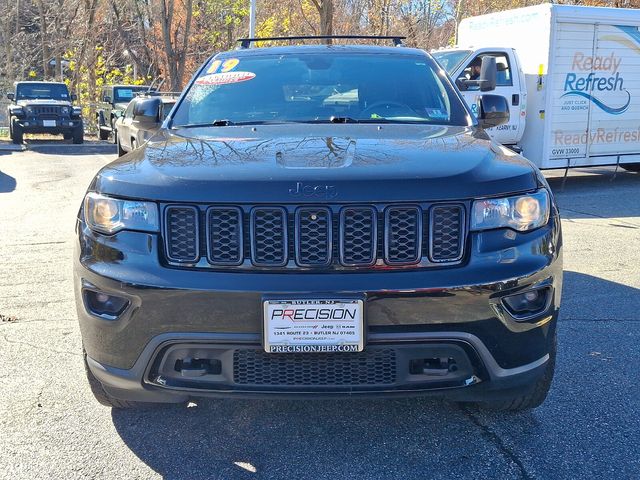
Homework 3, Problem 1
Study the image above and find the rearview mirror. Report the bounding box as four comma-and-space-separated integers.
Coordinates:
133, 97, 162, 124
7, 93, 14, 101
478, 94, 509, 129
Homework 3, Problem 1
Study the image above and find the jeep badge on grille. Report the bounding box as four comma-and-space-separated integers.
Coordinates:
288, 182, 338, 199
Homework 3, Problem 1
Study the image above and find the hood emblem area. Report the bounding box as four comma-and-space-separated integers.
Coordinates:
289, 182, 338, 199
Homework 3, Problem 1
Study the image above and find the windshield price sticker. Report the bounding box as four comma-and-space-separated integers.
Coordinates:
195, 71, 256, 86
264, 299, 364, 353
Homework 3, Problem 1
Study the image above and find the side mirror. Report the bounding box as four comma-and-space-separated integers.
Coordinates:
478, 94, 509, 129
478, 56, 497, 92
133, 97, 162, 124
7, 93, 14, 101
71, 94, 78, 102
103, 96, 111, 103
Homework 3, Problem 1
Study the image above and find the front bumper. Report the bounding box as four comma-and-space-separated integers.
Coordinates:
15, 118, 81, 134
75, 213, 562, 402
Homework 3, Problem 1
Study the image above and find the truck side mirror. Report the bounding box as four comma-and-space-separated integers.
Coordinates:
478, 56, 497, 92
7, 93, 14, 101
71, 94, 78, 102
478, 94, 509, 129
103, 96, 111, 103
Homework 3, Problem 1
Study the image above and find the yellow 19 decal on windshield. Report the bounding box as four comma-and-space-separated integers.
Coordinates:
206, 58, 240, 74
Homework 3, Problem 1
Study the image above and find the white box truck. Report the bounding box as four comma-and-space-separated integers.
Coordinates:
432, 4, 640, 171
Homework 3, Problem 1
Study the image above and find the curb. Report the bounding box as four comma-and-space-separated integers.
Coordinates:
0, 143, 26, 152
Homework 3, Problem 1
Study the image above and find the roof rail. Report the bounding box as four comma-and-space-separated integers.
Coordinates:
237, 35, 406, 49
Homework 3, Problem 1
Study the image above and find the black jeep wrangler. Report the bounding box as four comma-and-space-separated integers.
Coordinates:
96, 85, 153, 141
7, 81, 83, 144
75, 37, 562, 411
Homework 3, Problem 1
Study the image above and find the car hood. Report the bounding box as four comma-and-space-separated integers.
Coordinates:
92, 124, 539, 203
16, 99, 72, 107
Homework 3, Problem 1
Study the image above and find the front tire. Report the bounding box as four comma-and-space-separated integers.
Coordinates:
83, 351, 142, 409
479, 335, 556, 412
10, 118, 23, 144
72, 125, 84, 144
98, 112, 110, 140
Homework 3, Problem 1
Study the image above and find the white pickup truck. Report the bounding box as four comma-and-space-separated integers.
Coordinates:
432, 3, 640, 171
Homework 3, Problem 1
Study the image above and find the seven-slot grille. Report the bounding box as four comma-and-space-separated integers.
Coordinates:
163, 204, 465, 269
31, 105, 63, 116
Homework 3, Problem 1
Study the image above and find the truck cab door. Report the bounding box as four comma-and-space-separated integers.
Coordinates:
456, 51, 523, 145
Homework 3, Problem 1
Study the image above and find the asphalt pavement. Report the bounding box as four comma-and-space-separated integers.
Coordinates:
0, 142, 638, 479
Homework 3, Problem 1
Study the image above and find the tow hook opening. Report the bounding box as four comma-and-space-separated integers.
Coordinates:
409, 357, 458, 376
175, 358, 222, 377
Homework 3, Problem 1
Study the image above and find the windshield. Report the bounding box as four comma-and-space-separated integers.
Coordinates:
16, 83, 70, 101
114, 86, 151, 103
432, 50, 472, 76
172, 53, 469, 127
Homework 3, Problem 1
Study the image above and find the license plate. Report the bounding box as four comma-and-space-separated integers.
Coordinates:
263, 299, 364, 353
43, 120, 56, 127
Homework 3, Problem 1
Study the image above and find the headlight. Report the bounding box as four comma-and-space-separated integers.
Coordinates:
471, 190, 550, 232
61, 106, 70, 115
25, 106, 33, 115
9, 106, 24, 116
83, 192, 159, 234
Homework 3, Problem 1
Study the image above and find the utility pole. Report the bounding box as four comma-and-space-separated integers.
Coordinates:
249, 0, 256, 39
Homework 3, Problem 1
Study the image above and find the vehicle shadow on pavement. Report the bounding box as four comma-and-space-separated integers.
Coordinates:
560, 270, 640, 321
23, 139, 117, 156
0, 170, 17, 193
111, 396, 508, 479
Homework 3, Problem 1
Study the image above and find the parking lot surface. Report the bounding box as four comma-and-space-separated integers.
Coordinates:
0, 143, 639, 479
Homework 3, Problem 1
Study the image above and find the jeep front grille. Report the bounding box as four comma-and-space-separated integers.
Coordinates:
31, 106, 63, 116
162, 203, 466, 270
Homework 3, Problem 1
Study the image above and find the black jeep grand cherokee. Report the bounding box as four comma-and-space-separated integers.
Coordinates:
75, 38, 562, 411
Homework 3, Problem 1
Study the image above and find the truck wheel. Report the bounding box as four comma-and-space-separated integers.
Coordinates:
83, 350, 143, 409
99, 128, 110, 141
10, 120, 23, 144
478, 335, 556, 412
621, 163, 640, 172
97, 112, 110, 140
72, 125, 84, 144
